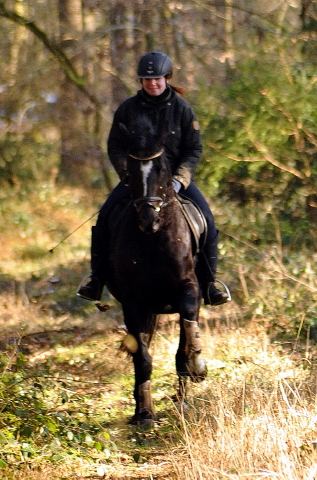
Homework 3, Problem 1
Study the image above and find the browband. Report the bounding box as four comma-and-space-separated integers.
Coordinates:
128, 149, 164, 161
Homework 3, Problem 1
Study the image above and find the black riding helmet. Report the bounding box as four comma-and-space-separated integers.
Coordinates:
137, 51, 173, 79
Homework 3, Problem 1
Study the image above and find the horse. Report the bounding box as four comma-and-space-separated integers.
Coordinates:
104, 116, 207, 427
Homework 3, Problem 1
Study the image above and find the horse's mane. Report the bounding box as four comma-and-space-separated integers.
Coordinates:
121, 115, 165, 160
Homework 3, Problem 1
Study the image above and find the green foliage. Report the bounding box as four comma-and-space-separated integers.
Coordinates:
0, 129, 59, 186
246, 250, 317, 336
0, 346, 120, 467
196, 38, 317, 233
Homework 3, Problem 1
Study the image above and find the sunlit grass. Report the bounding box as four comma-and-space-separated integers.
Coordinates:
2, 303, 317, 479
0, 183, 103, 278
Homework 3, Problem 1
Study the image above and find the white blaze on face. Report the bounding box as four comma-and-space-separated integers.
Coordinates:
140, 161, 153, 196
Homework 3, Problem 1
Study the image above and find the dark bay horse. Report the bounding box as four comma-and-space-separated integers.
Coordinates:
105, 116, 207, 426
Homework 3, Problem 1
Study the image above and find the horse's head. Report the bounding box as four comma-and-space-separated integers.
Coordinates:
120, 117, 173, 234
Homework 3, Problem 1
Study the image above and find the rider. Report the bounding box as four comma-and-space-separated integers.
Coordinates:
78, 51, 228, 306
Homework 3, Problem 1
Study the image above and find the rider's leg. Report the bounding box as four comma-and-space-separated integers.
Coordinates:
200, 230, 229, 305
181, 182, 228, 306
77, 182, 130, 301
77, 223, 106, 301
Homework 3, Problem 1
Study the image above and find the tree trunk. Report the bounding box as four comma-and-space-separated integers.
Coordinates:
109, 1, 130, 110
57, 0, 90, 185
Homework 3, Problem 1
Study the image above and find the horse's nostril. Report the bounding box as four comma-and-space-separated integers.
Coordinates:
152, 219, 160, 232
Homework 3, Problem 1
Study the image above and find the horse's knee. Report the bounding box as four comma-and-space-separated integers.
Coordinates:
178, 282, 200, 320
133, 350, 152, 377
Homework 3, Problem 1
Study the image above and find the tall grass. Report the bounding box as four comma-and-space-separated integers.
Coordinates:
169, 327, 317, 479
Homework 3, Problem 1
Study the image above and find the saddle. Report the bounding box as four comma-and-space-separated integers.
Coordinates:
176, 194, 207, 254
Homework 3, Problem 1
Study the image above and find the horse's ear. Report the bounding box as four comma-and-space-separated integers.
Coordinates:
119, 123, 129, 136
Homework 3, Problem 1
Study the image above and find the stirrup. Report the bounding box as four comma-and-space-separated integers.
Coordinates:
77, 274, 91, 292
77, 275, 104, 303
203, 280, 231, 306
215, 279, 231, 302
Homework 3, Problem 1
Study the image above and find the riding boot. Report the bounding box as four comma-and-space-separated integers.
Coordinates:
77, 225, 106, 301
198, 232, 229, 306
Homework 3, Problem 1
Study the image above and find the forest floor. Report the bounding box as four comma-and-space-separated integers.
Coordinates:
1, 183, 317, 479
1, 295, 317, 480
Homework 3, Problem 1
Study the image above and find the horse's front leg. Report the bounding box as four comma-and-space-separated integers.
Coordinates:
175, 281, 207, 401
132, 331, 156, 427
176, 317, 207, 392
123, 308, 156, 427
183, 318, 207, 381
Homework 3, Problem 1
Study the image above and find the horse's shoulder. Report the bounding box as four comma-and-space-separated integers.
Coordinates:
108, 197, 133, 233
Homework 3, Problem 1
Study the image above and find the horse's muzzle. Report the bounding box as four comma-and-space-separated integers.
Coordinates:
135, 197, 163, 233
139, 215, 161, 234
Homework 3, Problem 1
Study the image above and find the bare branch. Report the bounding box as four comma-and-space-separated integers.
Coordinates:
245, 124, 306, 180
208, 135, 306, 180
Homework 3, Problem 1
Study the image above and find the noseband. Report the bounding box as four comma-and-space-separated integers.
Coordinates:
134, 196, 166, 212
128, 150, 169, 213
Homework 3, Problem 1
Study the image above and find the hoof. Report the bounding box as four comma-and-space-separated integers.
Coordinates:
128, 411, 155, 429
96, 302, 111, 312
173, 399, 190, 416
186, 353, 207, 383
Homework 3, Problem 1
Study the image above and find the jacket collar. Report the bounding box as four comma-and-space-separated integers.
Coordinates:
138, 86, 174, 104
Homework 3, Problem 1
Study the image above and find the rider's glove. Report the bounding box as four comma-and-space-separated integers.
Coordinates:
172, 179, 182, 193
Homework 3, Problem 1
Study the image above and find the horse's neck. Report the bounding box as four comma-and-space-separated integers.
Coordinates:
162, 195, 187, 231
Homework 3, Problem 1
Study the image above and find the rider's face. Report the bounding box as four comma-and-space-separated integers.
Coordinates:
142, 77, 167, 96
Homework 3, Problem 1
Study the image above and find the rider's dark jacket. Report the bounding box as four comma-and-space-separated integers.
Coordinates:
107, 86, 202, 189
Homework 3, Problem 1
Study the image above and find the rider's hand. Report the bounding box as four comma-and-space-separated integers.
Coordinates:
172, 179, 182, 193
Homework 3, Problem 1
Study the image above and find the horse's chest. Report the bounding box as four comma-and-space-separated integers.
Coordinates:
112, 230, 187, 286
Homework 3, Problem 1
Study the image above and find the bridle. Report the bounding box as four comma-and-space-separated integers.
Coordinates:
134, 196, 166, 212
128, 149, 172, 213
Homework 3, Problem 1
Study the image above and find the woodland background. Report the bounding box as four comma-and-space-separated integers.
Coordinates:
1, 0, 317, 232
1, 1, 317, 479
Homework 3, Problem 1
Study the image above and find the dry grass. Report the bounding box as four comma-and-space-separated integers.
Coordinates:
170, 330, 317, 480
1, 297, 317, 479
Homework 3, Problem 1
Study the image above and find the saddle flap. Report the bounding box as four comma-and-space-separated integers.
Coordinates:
176, 195, 207, 253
